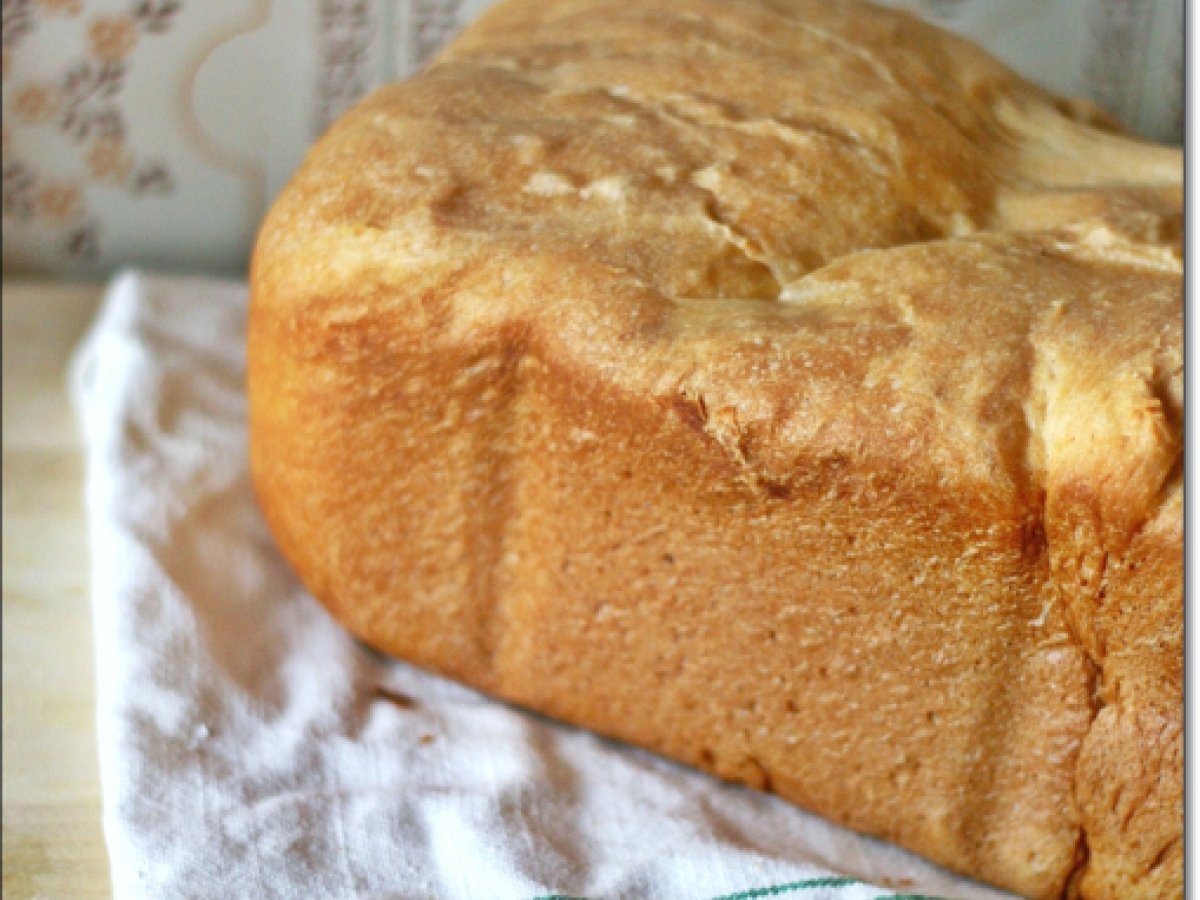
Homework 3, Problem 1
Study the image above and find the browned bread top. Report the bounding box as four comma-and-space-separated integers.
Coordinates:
256, 0, 1179, 507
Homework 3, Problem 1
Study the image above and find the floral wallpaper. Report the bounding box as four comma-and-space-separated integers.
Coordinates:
1082, 0, 1180, 140
412, 0, 463, 66
2, 0, 178, 262
313, 0, 376, 138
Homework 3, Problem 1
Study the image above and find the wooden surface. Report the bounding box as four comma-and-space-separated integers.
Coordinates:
3, 281, 112, 899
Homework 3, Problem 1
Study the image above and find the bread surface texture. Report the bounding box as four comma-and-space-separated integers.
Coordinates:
247, 2, 1182, 898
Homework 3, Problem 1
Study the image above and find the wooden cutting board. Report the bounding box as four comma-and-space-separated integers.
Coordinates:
3, 281, 111, 899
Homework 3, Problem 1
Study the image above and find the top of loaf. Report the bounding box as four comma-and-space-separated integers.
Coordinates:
253, 0, 1181, 531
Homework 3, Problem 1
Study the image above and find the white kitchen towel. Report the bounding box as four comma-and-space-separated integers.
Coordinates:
71, 271, 1017, 900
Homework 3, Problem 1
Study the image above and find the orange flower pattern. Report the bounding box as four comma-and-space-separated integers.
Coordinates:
87, 136, 134, 184
88, 15, 138, 62
36, 0, 83, 16
34, 182, 84, 224
11, 83, 60, 124
2, 0, 181, 261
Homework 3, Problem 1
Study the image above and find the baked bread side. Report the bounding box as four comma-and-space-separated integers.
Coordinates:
248, 1, 1182, 897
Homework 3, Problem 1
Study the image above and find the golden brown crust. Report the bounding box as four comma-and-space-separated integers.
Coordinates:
247, 2, 1182, 897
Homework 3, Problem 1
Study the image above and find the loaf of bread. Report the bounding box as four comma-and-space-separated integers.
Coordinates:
247, 2, 1182, 897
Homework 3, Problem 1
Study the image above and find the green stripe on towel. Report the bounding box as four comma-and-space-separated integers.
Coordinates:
709, 877, 862, 899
